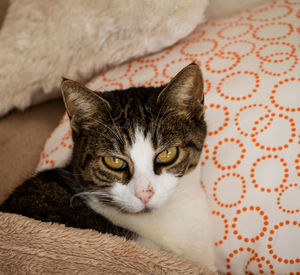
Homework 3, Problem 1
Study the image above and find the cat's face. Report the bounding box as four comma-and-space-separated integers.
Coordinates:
62, 64, 206, 213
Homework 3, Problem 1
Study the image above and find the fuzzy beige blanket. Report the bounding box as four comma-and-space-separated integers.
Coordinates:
0, 212, 215, 274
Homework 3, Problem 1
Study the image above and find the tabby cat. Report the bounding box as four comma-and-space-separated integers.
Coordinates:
1, 63, 216, 271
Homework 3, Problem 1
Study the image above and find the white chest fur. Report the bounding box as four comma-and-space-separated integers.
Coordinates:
86, 163, 216, 272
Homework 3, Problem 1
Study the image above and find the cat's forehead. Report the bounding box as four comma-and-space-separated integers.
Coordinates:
129, 128, 154, 174
90, 85, 204, 153
102, 86, 161, 111
99, 87, 161, 143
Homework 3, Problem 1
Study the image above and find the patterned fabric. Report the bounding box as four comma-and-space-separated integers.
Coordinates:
37, 0, 300, 274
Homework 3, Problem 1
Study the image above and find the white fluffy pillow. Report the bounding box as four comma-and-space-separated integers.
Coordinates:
37, 0, 300, 274
0, 0, 209, 116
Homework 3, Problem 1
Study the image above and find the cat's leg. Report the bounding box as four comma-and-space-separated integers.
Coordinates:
135, 236, 162, 250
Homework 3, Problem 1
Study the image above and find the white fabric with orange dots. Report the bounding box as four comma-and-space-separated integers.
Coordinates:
37, 0, 300, 274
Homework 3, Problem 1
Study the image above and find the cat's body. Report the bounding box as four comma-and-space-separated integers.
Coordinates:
1, 64, 216, 272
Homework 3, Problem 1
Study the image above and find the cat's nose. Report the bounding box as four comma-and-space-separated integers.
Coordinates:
135, 185, 154, 205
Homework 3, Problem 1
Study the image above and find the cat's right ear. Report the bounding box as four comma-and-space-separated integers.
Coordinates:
61, 79, 111, 131
156, 63, 205, 121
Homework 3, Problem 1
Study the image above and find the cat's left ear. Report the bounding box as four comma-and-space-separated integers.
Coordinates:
157, 63, 204, 120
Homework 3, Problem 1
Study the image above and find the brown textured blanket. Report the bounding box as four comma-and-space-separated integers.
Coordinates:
0, 212, 214, 274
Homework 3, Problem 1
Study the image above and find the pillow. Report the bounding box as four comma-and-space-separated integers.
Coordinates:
37, 0, 300, 274
0, 0, 209, 116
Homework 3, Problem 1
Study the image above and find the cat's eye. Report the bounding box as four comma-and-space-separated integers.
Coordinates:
103, 156, 127, 171
155, 147, 178, 165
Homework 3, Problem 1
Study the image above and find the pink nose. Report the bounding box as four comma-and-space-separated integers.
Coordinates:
135, 186, 154, 205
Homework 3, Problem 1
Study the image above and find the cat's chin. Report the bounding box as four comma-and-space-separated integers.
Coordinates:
113, 200, 164, 214
116, 204, 156, 214
128, 206, 153, 214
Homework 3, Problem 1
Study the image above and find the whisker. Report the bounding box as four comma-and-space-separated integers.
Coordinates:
88, 129, 114, 142
152, 89, 169, 139
70, 190, 112, 207
87, 116, 122, 142
103, 104, 125, 145
59, 169, 84, 177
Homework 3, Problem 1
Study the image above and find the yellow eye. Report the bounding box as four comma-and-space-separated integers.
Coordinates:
156, 147, 178, 164
103, 156, 127, 170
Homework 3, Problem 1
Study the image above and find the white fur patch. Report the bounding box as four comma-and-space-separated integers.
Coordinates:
130, 128, 154, 174
110, 128, 178, 213
86, 161, 216, 271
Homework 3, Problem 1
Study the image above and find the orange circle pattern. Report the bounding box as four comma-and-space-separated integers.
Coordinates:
206, 104, 230, 136
270, 77, 300, 112
37, 1, 300, 274
252, 22, 294, 41
216, 71, 260, 101
267, 220, 300, 264
211, 210, 229, 246
277, 183, 300, 214
250, 154, 289, 193
212, 138, 246, 170
234, 104, 273, 137
212, 172, 246, 208
232, 206, 269, 243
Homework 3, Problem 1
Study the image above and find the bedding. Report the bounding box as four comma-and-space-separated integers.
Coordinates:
0, 0, 209, 116
0, 212, 213, 274
1, 0, 299, 274
36, 0, 300, 274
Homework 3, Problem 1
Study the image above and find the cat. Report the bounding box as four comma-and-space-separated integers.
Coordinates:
1, 63, 216, 272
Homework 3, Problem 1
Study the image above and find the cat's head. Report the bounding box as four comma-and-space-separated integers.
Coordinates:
61, 63, 206, 213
